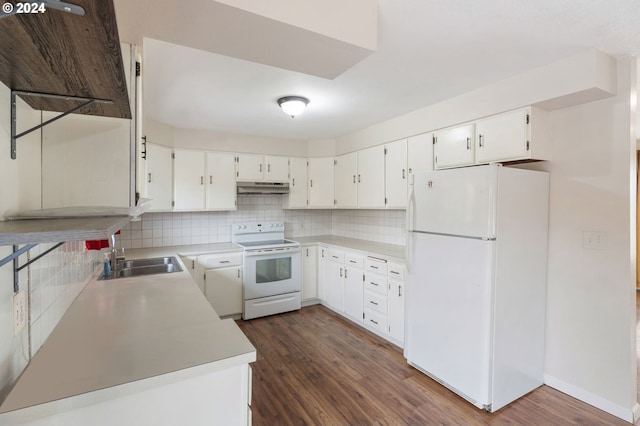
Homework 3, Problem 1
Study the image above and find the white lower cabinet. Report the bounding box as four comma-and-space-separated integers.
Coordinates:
302, 246, 318, 301
363, 257, 388, 333
317, 245, 328, 301
314, 244, 405, 347
387, 263, 406, 344
343, 253, 364, 323
326, 250, 345, 312
198, 253, 243, 318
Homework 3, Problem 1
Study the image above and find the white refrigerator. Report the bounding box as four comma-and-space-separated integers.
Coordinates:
404, 164, 549, 412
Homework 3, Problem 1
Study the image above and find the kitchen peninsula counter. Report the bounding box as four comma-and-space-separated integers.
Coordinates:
0, 246, 255, 425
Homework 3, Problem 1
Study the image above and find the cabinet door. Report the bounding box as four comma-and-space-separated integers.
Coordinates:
144, 143, 173, 211
385, 139, 408, 209
286, 157, 307, 208
407, 132, 434, 176
357, 146, 385, 208
206, 152, 236, 210
205, 266, 243, 317
326, 261, 345, 312
388, 280, 405, 344
308, 157, 334, 208
334, 152, 358, 208
317, 246, 328, 301
434, 123, 475, 169
475, 108, 529, 163
302, 246, 318, 301
173, 150, 205, 211
265, 155, 289, 182
236, 154, 264, 181
344, 266, 364, 323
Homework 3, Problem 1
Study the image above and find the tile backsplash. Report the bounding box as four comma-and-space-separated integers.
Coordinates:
28, 242, 100, 356
117, 194, 406, 248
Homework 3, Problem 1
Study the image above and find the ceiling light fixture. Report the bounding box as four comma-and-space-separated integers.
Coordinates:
277, 96, 309, 118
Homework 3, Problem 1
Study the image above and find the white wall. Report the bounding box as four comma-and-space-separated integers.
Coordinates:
41, 113, 131, 208
329, 51, 637, 421
535, 58, 637, 419
0, 83, 40, 403
0, 84, 103, 404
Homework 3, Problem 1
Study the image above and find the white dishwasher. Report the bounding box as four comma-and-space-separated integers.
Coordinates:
198, 252, 243, 318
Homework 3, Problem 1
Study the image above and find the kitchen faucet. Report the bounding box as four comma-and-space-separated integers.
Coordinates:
110, 233, 122, 273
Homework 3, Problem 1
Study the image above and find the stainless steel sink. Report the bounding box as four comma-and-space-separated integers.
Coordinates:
101, 256, 183, 280
121, 257, 178, 269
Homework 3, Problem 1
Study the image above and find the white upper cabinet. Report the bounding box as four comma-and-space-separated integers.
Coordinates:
357, 145, 386, 208
265, 155, 290, 182
384, 139, 408, 209
235, 154, 264, 181
235, 154, 289, 182
407, 132, 434, 176
434, 107, 549, 170
205, 152, 236, 210
434, 123, 475, 169
475, 107, 549, 164
144, 143, 173, 211
308, 157, 334, 208
173, 149, 206, 211
334, 152, 358, 208
174, 150, 237, 211
285, 157, 308, 208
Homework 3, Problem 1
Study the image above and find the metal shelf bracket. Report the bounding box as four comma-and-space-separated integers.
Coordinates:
10, 90, 112, 159
0, 242, 64, 292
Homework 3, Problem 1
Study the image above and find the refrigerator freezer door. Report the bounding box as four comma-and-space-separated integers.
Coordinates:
405, 232, 495, 408
411, 165, 498, 239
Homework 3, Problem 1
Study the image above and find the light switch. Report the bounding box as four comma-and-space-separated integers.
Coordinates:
583, 231, 607, 250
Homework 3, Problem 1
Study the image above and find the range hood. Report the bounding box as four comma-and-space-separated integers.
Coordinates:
236, 182, 290, 194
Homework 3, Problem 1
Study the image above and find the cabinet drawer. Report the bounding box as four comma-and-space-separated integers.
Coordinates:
364, 275, 387, 295
345, 253, 364, 269
365, 257, 387, 275
364, 290, 387, 315
199, 252, 242, 269
364, 309, 387, 333
388, 263, 405, 281
328, 250, 345, 263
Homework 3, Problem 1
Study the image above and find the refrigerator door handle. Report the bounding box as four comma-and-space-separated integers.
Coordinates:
406, 176, 416, 273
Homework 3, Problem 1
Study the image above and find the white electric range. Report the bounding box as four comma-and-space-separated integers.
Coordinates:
232, 221, 301, 320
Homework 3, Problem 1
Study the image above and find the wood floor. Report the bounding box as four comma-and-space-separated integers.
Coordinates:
237, 305, 628, 426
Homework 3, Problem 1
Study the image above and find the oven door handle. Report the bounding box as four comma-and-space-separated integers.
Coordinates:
244, 248, 301, 257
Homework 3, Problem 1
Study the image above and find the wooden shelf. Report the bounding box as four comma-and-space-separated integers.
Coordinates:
0, 0, 131, 119
0, 216, 132, 245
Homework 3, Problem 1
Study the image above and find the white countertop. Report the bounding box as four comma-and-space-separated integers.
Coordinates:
294, 235, 405, 262
0, 249, 256, 417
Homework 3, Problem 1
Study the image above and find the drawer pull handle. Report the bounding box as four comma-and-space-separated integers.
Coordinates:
390, 271, 399, 275
370, 319, 379, 325
371, 282, 378, 286
370, 301, 378, 306
220, 260, 230, 263
349, 260, 356, 263
370, 265, 378, 269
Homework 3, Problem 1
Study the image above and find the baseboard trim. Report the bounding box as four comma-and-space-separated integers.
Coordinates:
544, 374, 635, 423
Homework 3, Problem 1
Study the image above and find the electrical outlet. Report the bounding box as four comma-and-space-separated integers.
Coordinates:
13, 291, 26, 335
583, 231, 607, 250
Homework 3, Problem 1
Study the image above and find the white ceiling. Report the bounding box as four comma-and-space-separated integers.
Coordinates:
116, 0, 640, 141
